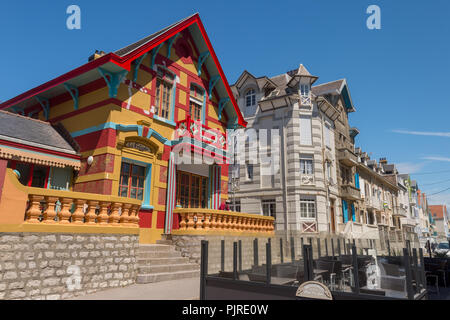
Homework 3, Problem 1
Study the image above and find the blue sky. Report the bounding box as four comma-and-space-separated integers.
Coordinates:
1, 0, 449, 205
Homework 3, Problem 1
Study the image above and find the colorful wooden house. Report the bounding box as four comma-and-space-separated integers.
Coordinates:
0, 14, 248, 243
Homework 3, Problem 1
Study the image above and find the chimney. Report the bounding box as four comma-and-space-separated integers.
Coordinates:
88, 50, 106, 62
379, 157, 387, 164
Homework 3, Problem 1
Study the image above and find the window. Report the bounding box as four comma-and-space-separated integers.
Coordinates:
176, 171, 208, 208
324, 123, 331, 149
10, 162, 49, 188
262, 199, 276, 219
245, 89, 256, 107
300, 157, 314, 174
300, 199, 316, 218
300, 116, 312, 145
189, 84, 204, 121
246, 163, 254, 180
155, 67, 175, 119
119, 162, 145, 200
326, 161, 332, 182
230, 200, 241, 212
300, 84, 310, 96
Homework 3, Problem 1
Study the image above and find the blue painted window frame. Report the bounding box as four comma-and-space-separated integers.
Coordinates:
121, 157, 153, 210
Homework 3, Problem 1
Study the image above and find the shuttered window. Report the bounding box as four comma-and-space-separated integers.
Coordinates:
300, 116, 312, 145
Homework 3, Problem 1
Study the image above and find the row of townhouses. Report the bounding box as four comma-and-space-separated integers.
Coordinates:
228, 64, 449, 250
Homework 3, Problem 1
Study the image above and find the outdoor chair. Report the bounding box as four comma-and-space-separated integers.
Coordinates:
379, 263, 406, 292
314, 259, 335, 283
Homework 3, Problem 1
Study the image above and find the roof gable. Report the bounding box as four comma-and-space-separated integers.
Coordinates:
0, 14, 246, 128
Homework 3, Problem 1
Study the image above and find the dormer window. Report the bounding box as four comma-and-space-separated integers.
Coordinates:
300, 84, 310, 96
245, 89, 256, 107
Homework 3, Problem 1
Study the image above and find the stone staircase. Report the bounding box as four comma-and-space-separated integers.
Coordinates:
136, 241, 200, 284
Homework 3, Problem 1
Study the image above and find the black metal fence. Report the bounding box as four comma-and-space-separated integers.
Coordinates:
200, 236, 428, 300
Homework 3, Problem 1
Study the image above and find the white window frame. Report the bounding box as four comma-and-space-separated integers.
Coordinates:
245, 89, 256, 107
300, 198, 316, 219
300, 156, 314, 175
262, 199, 276, 218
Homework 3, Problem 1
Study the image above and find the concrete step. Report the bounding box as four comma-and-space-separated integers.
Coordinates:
137, 251, 181, 259
138, 263, 199, 274
137, 244, 174, 253
136, 270, 200, 284
156, 239, 173, 245
137, 256, 190, 266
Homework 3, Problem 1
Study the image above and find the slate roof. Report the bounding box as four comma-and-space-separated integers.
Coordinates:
311, 79, 345, 96
0, 111, 78, 154
114, 14, 197, 57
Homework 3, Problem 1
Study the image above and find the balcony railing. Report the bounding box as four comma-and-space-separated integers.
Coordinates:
175, 115, 227, 151
337, 147, 358, 167
2, 168, 141, 228
25, 192, 141, 226
393, 205, 408, 217
340, 184, 361, 201
173, 208, 275, 235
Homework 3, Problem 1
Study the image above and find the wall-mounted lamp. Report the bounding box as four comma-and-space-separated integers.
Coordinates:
87, 156, 94, 166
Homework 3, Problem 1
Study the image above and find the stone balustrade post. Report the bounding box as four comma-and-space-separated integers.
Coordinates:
72, 199, 86, 224
58, 197, 73, 224
42, 196, 58, 224
109, 202, 121, 225
85, 200, 99, 224
26, 195, 44, 223
120, 203, 132, 225
98, 202, 111, 225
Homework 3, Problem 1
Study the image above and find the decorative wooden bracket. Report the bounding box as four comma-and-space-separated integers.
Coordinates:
151, 43, 164, 69
63, 83, 79, 110
197, 51, 210, 76
98, 68, 128, 98
133, 52, 148, 83
208, 75, 220, 99
166, 34, 180, 59
218, 97, 230, 121
35, 96, 50, 120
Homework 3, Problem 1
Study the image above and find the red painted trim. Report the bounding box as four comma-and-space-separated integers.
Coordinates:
0, 14, 246, 128
0, 138, 81, 160
10, 160, 17, 170
0, 53, 123, 110
44, 167, 50, 188
27, 164, 34, 187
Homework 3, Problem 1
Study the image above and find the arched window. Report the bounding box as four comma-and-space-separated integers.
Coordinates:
245, 89, 256, 107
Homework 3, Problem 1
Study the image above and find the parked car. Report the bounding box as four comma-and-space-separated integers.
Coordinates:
434, 242, 449, 255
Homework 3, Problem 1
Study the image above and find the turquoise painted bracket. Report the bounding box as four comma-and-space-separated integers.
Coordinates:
208, 75, 220, 99
166, 34, 179, 58
151, 43, 164, 69
146, 127, 171, 145
217, 97, 230, 121
197, 51, 210, 76
115, 124, 143, 137
133, 52, 148, 83
63, 83, 79, 110
98, 68, 128, 98
11, 106, 24, 116
35, 96, 50, 120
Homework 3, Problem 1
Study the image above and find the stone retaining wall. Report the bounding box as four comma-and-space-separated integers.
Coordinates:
0, 233, 138, 300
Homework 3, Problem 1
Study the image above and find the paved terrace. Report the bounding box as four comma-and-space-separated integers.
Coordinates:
68, 277, 200, 300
